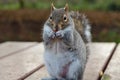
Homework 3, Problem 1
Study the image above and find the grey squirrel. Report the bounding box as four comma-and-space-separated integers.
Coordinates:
42, 3, 91, 80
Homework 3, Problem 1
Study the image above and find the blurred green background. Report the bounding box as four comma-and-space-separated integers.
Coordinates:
0, 0, 120, 11
0, 0, 120, 43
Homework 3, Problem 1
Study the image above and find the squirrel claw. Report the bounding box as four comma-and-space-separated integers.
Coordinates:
51, 34, 55, 39
48, 32, 55, 39
56, 30, 64, 38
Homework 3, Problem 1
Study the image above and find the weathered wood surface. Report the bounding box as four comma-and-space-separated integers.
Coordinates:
0, 42, 37, 59
102, 44, 120, 80
25, 67, 49, 80
0, 42, 44, 80
0, 42, 118, 80
25, 43, 116, 80
83, 43, 116, 80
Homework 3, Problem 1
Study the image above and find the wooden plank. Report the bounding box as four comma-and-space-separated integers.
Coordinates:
102, 44, 120, 80
83, 43, 116, 80
25, 66, 49, 80
25, 42, 116, 80
0, 43, 44, 80
0, 41, 37, 59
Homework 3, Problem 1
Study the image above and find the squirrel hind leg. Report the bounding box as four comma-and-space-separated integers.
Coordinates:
41, 78, 67, 80
41, 78, 58, 80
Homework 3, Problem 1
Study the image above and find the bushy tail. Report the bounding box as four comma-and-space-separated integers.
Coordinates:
70, 11, 92, 43
81, 14, 92, 43
70, 11, 92, 60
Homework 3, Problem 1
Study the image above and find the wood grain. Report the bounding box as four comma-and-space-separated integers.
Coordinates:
25, 66, 49, 80
0, 43, 44, 80
102, 44, 120, 80
83, 43, 116, 80
0, 41, 37, 59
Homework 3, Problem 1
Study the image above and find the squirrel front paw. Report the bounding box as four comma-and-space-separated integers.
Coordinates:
55, 30, 64, 38
48, 31, 55, 39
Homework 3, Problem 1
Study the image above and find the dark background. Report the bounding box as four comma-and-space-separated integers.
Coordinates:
0, 0, 120, 43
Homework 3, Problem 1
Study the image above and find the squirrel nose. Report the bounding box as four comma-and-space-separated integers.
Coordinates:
55, 25, 58, 32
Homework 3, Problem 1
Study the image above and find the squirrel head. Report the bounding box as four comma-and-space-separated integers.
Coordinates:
48, 3, 70, 32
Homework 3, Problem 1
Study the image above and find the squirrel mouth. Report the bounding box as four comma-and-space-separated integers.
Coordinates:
54, 26, 59, 32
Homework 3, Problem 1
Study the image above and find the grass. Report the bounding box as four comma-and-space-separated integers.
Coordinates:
24, 2, 50, 9
99, 31, 120, 43
0, 3, 20, 10
0, 0, 120, 11
101, 74, 111, 80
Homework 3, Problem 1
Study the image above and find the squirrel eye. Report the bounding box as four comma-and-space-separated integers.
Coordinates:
49, 16, 52, 21
63, 15, 67, 22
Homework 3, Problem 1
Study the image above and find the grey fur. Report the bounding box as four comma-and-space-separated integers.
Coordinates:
70, 11, 92, 43
42, 8, 91, 80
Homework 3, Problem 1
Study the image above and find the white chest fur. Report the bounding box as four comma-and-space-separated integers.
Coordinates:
44, 51, 75, 78
44, 41, 76, 78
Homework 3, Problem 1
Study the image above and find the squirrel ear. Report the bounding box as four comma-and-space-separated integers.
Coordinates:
64, 3, 69, 12
51, 3, 56, 11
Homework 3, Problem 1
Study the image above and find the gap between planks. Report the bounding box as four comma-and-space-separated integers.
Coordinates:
0, 42, 115, 80
18, 42, 117, 80
0, 42, 45, 80
17, 64, 45, 80
102, 44, 120, 80
97, 44, 118, 80
20, 42, 116, 80
0, 42, 38, 60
